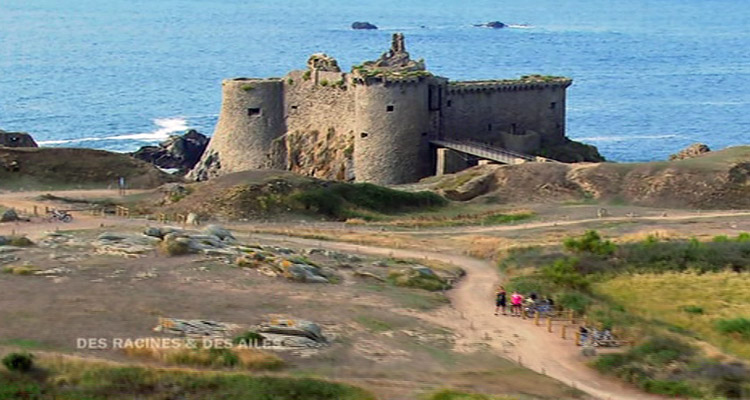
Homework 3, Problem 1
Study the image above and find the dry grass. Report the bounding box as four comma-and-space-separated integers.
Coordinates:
616, 229, 681, 243
1, 265, 39, 275
595, 271, 750, 359
122, 339, 283, 370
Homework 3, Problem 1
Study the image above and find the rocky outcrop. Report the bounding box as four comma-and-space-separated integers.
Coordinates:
351, 21, 377, 30
538, 138, 606, 163
131, 129, 209, 175
474, 21, 507, 29
669, 143, 711, 161
0, 130, 38, 148
1, 209, 19, 222
307, 54, 341, 72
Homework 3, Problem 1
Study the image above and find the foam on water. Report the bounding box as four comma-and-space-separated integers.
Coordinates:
37, 117, 190, 146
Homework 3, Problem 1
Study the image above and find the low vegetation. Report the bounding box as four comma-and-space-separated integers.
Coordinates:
501, 230, 750, 398
423, 389, 517, 400
0, 354, 373, 400
123, 342, 284, 370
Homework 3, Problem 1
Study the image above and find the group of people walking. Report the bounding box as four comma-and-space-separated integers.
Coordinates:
494, 286, 554, 317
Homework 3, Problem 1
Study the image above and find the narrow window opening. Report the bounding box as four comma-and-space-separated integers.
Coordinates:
488, 123, 492, 132
421, 132, 428, 137
360, 132, 369, 138
511, 123, 517, 135
291, 105, 298, 110
447, 100, 452, 107
247, 108, 261, 116
549, 102, 556, 109
386, 105, 394, 112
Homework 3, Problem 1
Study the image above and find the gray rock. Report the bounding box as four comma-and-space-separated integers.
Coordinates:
203, 225, 235, 241
412, 265, 437, 277
669, 143, 711, 161
131, 129, 209, 174
0, 236, 7, 246
144, 227, 163, 238
1, 209, 19, 222
0, 130, 37, 147
287, 264, 329, 283
259, 319, 326, 343
186, 212, 200, 226
351, 21, 377, 30
97, 232, 128, 241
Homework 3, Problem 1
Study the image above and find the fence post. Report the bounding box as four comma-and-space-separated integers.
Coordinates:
575, 331, 581, 346
547, 317, 553, 333
561, 325, 567, 339
534, 311, 540, 326
568, 309, 575, 324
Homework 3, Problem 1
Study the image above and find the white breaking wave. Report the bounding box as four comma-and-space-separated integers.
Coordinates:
37, 117, 190, 146
507, 24, 533, 29
574, 134, 679, 142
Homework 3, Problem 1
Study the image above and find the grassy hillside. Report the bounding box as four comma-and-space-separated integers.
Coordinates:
500, 231, 750, 398
0, 355, 374, 400
424, 146, 750, 209
158, 170, 448, 221
0, 147, 178, 190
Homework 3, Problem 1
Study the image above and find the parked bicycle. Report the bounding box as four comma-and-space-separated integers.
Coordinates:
47, 209, 73, 223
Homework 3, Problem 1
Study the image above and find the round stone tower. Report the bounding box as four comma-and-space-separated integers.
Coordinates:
353, 79, 432, 184
190, 78, 284, 180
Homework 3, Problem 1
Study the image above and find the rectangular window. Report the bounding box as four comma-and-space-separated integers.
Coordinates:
447, 100, 452, 107
550, 102, 556, 109
386, 105, 394, 112
360, 132, 369, 138
291, 105, 298, 110
488, 123, 492, 131
247, 108, 261, 116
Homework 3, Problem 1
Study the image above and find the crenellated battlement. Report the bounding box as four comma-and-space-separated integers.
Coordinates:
447, 76, 572, 94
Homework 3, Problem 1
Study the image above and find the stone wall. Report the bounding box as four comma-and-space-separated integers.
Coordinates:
442, 82, 570, 150
281, 70, 356, 180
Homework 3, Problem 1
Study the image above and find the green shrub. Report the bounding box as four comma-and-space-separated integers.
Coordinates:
8, 236, 34, 247
319, 79, 329, 87
424, 389, 496, 400
631, 336, 694, 365
715, 318, 750, 340
640, 379, 700, 397
592, 353, 628, 372
241, 84, 254, 91
287, 77, 294, 85
680, 305, 704, 314
563, 230, 616, 256
232, 331, 266, 347
541, 257, 589, 289
2, 352, 34, 372
302, 70, 311, 80
557, 292, 592, 313
160, 239, 191, 256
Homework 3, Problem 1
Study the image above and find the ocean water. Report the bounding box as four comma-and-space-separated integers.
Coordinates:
1, 0, 748, 161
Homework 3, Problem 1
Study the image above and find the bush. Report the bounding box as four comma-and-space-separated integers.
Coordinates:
640, 379, 700, 397
232, 331, 266, 347
680, 305, 704, 314
557, 292, 592, 313
563, 230, 616, 256
8, 236, 34, 247
541, 257, 589, 289
2, 352, 34, 372
715, 318, 750, 340
631, 336, 694, 365
159, 239, 191, 256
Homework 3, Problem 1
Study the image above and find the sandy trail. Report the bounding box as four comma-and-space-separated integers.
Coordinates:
247, 233, 663, 400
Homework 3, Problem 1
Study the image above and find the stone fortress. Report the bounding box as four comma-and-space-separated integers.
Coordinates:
191, 34, 589, 185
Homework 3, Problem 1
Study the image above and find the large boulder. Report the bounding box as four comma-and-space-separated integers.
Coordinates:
351, 21, 378, 30
669, 143, 711, 161
0, 209, 19, 222
131, 129, 209, 174
0, 130, 38, 148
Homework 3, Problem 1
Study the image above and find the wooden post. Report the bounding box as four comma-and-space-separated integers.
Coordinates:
534, 311, 540, 326
561, 325, 567, 339
33, 206, 38, 216
521, 307, 527, 320
547, 316, 553, 333
575, 331, 581, 346
45, 206, 49, 214
568, 309, 575, 324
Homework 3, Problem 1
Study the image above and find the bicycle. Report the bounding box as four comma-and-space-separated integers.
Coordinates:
47, 209, 73, 223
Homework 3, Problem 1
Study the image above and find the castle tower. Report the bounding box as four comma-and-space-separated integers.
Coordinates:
352, 34, 433, 184
190, 78, 285, 180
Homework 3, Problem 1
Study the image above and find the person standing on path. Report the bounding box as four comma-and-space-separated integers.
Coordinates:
494, 286, 507, 315
510, 291, 524, 316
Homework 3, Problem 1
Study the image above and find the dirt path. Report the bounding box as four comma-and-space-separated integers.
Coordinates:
248, 233, 663, 400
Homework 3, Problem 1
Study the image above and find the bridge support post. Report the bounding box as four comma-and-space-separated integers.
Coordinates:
435, 148, 470, 176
